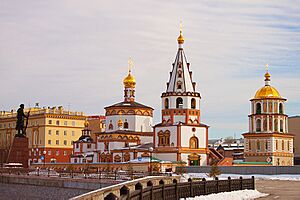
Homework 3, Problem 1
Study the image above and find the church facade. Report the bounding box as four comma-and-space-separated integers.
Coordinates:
153, 30, 209, 166
243, 69, 294, 166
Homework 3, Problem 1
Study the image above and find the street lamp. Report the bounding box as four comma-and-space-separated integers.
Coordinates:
148, 147, 153, 175
43, 150, 47, 168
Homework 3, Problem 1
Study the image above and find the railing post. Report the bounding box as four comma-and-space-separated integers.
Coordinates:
188, 178, 193, 197
251, 176, 255, 189
150, 185, 153, 200
139, 187, 143, 200
175, 182, 178, 200
228, 177, 231, 192
202, 178, 207, 195
162, 182, 165, 200
215, 177, 219, 193
239, 176, 243, 190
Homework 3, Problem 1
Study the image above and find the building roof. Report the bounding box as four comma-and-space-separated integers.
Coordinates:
105, 101, 153, 110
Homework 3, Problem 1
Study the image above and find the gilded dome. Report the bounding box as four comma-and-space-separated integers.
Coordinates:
254, 71, 281, 99
123, 72, 136, 88
254, 85, 281, 99
177, 30, 184, 44
117, 119, 123, 127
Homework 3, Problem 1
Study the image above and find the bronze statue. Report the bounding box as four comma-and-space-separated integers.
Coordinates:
15, 104, 30, 137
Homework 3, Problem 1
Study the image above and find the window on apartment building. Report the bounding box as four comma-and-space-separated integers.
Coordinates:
56, 140, 59, 145
64, 131, 67, 136
72, 121, 75, 126
3, 124, 6, 128
72, 131, 75, 136
48, 150, 51, 155
282, 140, 285, 151
64, 121, 68, 126
56, 150, 59, 156
64, 140, 67, 145
48, 140, 51, 145
0, 124, 2, 128
56, 130, 59, 135
56, 120, 60, 126
48, 130, 52, 135
64, 151, 67, 156
49, 120, 52, 124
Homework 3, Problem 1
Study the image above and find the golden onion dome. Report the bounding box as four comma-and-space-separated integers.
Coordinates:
123, 71, 136, 88
177, 30, 184, 44
254, 86, 281, 99
84, 119, 89, 128
117, 119, 123, 127
254, 71, 281, 99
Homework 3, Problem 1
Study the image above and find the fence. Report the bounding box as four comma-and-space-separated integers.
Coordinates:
104, 176, 255, 200
178, 166, 300, 175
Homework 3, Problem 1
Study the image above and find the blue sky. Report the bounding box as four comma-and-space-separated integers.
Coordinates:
1, 0, 299, 139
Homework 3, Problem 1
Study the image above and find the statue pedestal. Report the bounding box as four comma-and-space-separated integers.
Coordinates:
7, 136, 29, 168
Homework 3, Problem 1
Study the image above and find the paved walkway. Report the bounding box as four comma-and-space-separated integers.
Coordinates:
0, 182, 90, 200
256, 180, 300, 200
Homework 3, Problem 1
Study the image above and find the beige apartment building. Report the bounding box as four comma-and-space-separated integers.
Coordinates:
288, 116, 300, 165
0, 106, 86, 166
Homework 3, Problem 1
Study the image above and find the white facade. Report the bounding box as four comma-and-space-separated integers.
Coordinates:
106, 115, 152, 133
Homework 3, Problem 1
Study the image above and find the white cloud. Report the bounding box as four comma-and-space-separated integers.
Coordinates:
0, 0, 299, 138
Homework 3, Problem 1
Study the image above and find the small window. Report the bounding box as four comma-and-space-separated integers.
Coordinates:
256, 103, 261, 114
48, 140, 51, 145
49, 120, 52, 125
177, 83, 182, 90
56, 140, 59, 145
48, 130, 52, 135
64, 140, 67, 145
124, 122, 129, 129
76, 143, 79, 148
164, 98, 169, 109
191, 98, 196, 109
56, 120, 60, 126
56, 130, 59, 135
178, 71, 182, 78
72, 121, 75, 126
87, 144, 91, 149
256, 119, 261, 132
72, 131, 75, 136
64, 121, 68, 126
109, 124, 113, 130
176, 97, 183, 108
64, 130, 67, 136
279, 103, 283, 114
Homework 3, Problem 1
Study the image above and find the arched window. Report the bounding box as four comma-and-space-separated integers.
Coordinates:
256, 103, 261, 114
191, 98, 196, 109
256, 119, 261, 132
189, 136, 199, 149
274, 119, 278, 132
279, 103, 283, 114
282, 140, 285, 151
178, 70, 182, 78
109, 123, 113, 130
158, 130, 170, 146
257, 140, 260, 151
177, 82, 182, 90
263, 118, 267, 132
176, 97, 183, 108
280, 120, 283, 132
124, 122, 129, 129
164, 98, 169, 109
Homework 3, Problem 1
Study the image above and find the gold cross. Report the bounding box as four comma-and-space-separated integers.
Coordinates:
265, 63, 269, 72
128, 57, 133, 73
180, 21, 183, 33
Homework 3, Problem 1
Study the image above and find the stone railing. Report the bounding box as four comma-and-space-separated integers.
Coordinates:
71, 176, 180, 200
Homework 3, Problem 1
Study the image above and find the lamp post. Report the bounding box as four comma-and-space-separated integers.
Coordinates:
43, 150, 47, 168
148, 147, 153, 175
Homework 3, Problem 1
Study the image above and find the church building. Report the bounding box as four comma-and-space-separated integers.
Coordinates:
243, 68, 294, 166
153, 29, 209, 166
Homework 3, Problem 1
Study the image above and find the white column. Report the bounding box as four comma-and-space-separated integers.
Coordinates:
286, 117, 288, 133
272, 116, 274, 132
267, 116, 270, 132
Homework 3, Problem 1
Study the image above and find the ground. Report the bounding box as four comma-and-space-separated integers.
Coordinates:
0, 182, 91, 200
256, 180, 300, 200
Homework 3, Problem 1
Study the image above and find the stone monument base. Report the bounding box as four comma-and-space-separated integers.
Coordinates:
6, 136, 29, 168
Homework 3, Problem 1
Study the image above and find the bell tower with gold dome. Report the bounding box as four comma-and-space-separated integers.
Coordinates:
243, 65, 294, 166
123, 58, 136, 102
154, 25, 209, 166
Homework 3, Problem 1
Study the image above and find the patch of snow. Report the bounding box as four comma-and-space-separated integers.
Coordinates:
187, 173, 300, 181
181, 189, 268, 200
